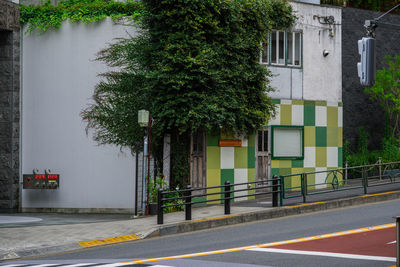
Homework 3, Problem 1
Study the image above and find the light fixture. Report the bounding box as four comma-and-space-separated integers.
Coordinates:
323, 50, 329, 57
138, 109, 149, 127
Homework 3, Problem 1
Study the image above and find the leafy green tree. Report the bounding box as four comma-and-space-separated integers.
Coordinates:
82, 0, 295, 184
365, 55, 400, 139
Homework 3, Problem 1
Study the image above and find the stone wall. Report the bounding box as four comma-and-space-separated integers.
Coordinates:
0, 0, 20, 212
342, 7, 400, 151
0, 0, 19, 31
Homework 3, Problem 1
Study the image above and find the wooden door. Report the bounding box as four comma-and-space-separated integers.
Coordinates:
190, 131, 206, 192
256, 128, 270, 192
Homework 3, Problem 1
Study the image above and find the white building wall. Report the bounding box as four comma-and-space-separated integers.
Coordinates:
21, 19, 139, 212
270, 2, 342, 103
294, 2, 342, 102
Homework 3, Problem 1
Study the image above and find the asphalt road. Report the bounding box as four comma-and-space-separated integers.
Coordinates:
4, 199, 400, 267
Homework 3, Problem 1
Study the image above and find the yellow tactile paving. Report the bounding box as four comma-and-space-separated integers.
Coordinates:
78, 234, 140, 247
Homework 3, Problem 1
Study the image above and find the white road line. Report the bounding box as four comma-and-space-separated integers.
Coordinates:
94, 263, 133, 267
247, 248, 396, 262
61, 264, 99, 267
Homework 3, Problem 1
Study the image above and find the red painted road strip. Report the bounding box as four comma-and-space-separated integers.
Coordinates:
267, 227, 396, 257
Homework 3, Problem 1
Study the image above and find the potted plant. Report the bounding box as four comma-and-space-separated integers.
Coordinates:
147, 175, 166, 215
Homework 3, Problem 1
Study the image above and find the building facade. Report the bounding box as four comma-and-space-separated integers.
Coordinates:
0, 0, 20, 212
199, 1, 343, 201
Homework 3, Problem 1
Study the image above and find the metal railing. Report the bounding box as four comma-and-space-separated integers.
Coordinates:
280, 161, 400, 204
157, 176, 281, 224
156, 161, 400, 224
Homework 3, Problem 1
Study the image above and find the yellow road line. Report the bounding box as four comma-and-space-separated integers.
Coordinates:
361, 191, 398, 197
78, 234, 140, 247
124, 223, 395, 264
191, 214, 240, 223
284, 202, 325, 208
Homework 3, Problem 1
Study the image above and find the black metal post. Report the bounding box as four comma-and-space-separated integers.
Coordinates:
363, 166, 368, 194
395, 216, 400, 267
272, 175, 278, 207
224, 181, 231, 215
302, 173, 307, 203
185, 185, 192, 221
157, 189, 163, 225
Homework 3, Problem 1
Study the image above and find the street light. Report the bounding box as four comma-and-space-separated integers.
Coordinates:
138, 109, 151, 215
138, 109, 150, 127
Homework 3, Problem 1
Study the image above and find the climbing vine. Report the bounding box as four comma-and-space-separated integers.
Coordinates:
20, 0, 142, 33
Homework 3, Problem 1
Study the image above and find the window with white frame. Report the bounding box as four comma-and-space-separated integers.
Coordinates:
260, 30, 302, 67
271, 126, 304, 159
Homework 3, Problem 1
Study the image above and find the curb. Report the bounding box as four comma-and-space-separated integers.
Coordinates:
1, 190, 399, 261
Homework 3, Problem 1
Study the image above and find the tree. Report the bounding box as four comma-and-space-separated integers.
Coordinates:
82, 0, 295, 185
365, 55, 400, 139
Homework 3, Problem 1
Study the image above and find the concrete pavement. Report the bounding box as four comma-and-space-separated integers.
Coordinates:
1, 184, 400, 261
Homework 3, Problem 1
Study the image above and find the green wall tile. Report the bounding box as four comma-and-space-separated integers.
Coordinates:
338, 102, 343, 107
316, 147, 327, 167
280, 168, 292, 190
271, 168, 280, 177
234, 147, 248, 168
338, 127, 343, 147
315, 101, 327, 106
304, 105, 315, 126
279, 160, 292, 168
304, 100, 315, 106
207, 147, 221, 169
206, 169, 221, 203
338, 147, 343, 167
292, 160, 304, 168
248, 133, 255, 147
292, 100, 304, 105
272, 99, 281, 104
304, 126, 315, 147
248, 168, 255, 181
207, 133, 220, 146
316, 127, 327, 147
327, 107, 338, 127
221, 169, 234, 201
247, 146, 255, 168
280, 105, 292, 125
304, 168, 316, 190
221, 169, 234, 185
327, 127, 338, 147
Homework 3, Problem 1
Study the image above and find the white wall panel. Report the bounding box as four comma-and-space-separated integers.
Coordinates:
22, 19, 138, 211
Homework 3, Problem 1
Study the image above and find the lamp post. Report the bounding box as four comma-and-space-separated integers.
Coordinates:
138, 109, 150, 215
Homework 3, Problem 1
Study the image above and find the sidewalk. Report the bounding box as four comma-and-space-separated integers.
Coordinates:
1, 184, 400, 261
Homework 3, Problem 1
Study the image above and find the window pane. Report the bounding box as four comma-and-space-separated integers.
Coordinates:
271, 32, 277, 63
258, 130, 263, 152
263, 130, 268, 152
273, 128, 302, 157
278, 31, 285, 64
287, 32, 293, 65
261, 42, 268, 63
295, 32, 301, 66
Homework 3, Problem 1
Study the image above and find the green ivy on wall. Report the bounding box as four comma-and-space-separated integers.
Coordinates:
20, 0, 143, 33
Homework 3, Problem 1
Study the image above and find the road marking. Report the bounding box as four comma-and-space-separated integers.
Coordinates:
124, 223, 395, 264
284, 202, 325, 209
191, 214, 240, 223
78, 234, 140, 247
247, 248, 396, 262
361, 191, 398, 197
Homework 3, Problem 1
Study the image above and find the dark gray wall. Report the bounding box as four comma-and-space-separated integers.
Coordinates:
0, 0, 20, 212
342, 7, 400, 151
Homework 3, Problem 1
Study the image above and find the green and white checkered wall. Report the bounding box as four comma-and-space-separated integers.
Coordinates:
204, 99, 343, 200
205, 131, 256, 202
269, 99, 343, 189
